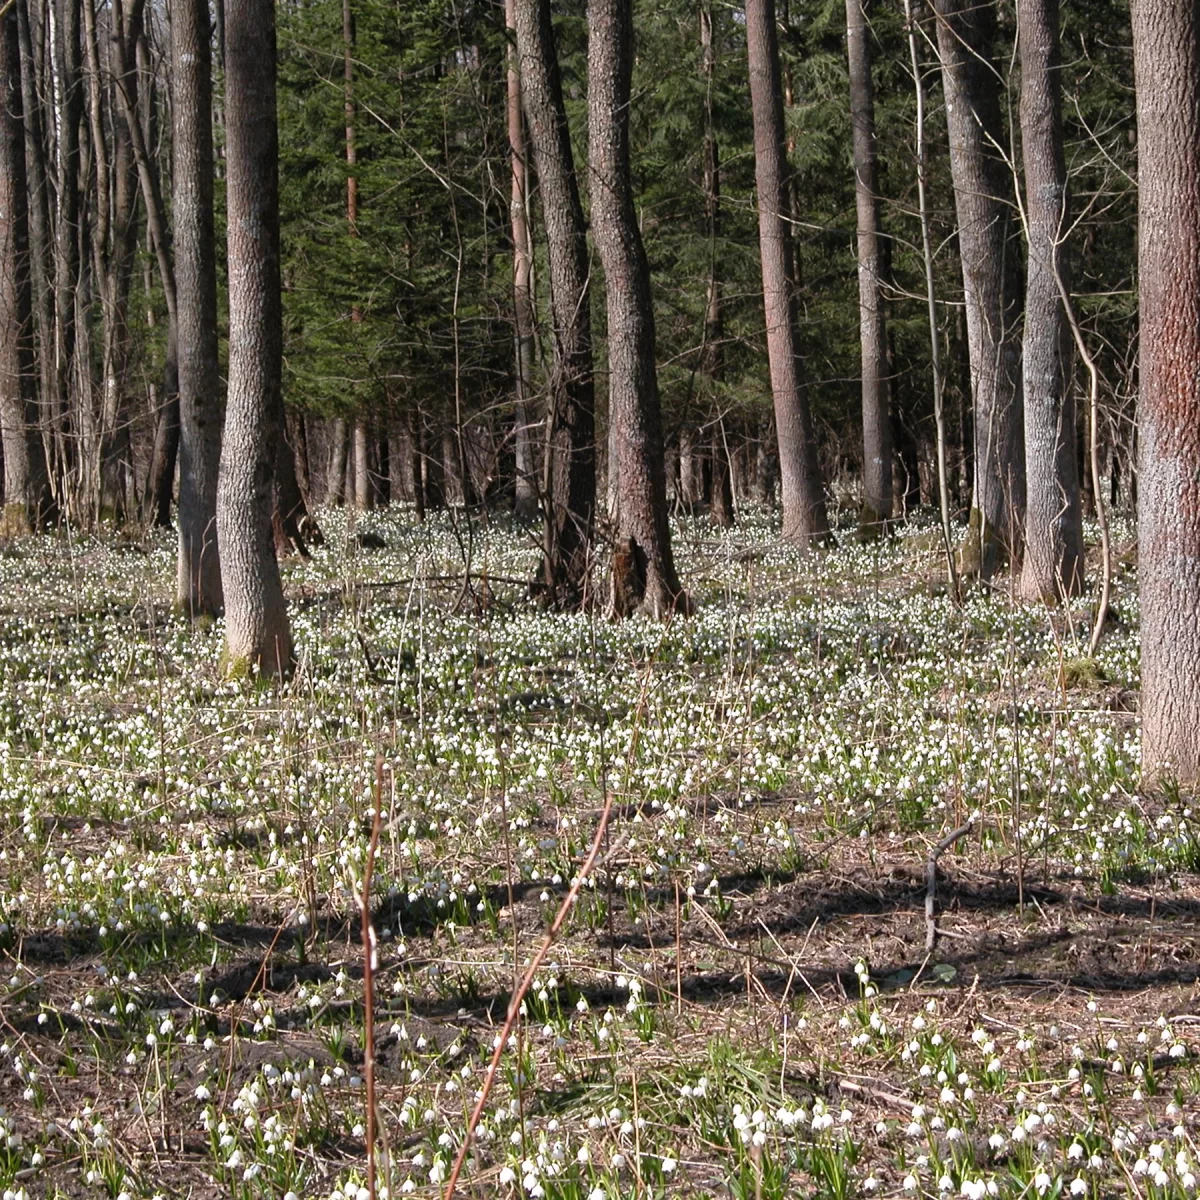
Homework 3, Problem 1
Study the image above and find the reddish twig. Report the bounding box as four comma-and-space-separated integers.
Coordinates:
441, 782, 617, 1200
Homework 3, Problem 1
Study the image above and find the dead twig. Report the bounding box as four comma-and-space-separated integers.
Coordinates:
441, 775, 618, 1200
925, 820, 974, 953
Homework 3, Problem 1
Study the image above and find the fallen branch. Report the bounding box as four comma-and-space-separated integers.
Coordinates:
925, 821, 974, 953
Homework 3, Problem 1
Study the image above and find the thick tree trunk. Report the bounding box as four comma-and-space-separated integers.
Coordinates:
1133, 0, 1200, 784
588, 0, 688, 618
745, 0, 828, 544
846, 0, 891, 536
935, 0, 1025, 580
173, 0, 222, 612
1016, 0, 1082, 603
217, 0, 292, 675
505, 0, 539, 521
514, 0, 595, 606
0, 4, 52, 533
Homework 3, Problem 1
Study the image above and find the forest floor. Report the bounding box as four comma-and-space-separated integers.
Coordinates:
2, 507, 1198, 1200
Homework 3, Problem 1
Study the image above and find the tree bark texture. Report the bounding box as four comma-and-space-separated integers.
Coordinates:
326, 417, 347, 505
588, 0, 688, 618
934, 0, 1025, 580
217, 0, 292, 674
53, 0, 84, 491
745, 0, 828, 544
173, 0, 223, 612
1016, 0, 1082, 603
16, 0, 55, 472
1132, 0, 1200, 784
506, 0, 538, 521
92, 0, 142, 521
514, 0, 595, 608
353, 418, 371, 510
0, 4, 52, 532
846, 0, 891, 535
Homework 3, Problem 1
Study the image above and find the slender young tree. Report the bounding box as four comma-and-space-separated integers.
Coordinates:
514, 0, 595, 608
934, 0, 1024, 580
217, 0, 292, 674
745, 0, 829, 544
846, 0, 890, 536
589, 0, 688, 617
173, 0, 223, 614
16, 0, 55, 461
700, 0, 733, 528
506, 0, 538, 521
0, 3, 51, 532
53, 0, 84, 492
1017, 0, 1082, 603
1132, 0, 1200, 783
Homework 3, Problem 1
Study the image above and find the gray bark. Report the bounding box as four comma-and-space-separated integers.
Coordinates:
588, 0, 688, 618
506, 0, 538, 521
934, 0, 1025, 579
514, 0, 595, 607
217, 0, 291, 675
745, 0, 828, 544
0, 3, 52, 531
846, 0, 890, 535
353, 419, 371, 510
1132, 0, 1200, 783
173, 0, 223, 613
1016, 0, 1082, 603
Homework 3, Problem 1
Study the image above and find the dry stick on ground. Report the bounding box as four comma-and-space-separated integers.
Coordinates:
441, 777, 618, 1200
925, 820, 974, 953
359, 757, 384, 1200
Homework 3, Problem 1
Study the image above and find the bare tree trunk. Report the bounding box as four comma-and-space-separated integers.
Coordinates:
904, 0, 957, 597
505, 0, 538, 521
745, 0, 828, 544
16, 0, 55, 492
1133, 0, 1200, 784
373, 425, 389, 506
326, 416, 347, 505
514, 0, 595, 608
934, 0, 1024, 580
112, 0, 180, 532
1016, 0, 1081, 603
846, 0, 890, 536
53, 0, 84, 501
699, 0, 732, 529
588, 0, 688, 618
0, 3, 53, 532
405, 409, 424, 520
172, 0, 222, 610
272, 412, 320, 557
90, 0, 142, 522
353, 418, 371, 510
218, 0, 291, 675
